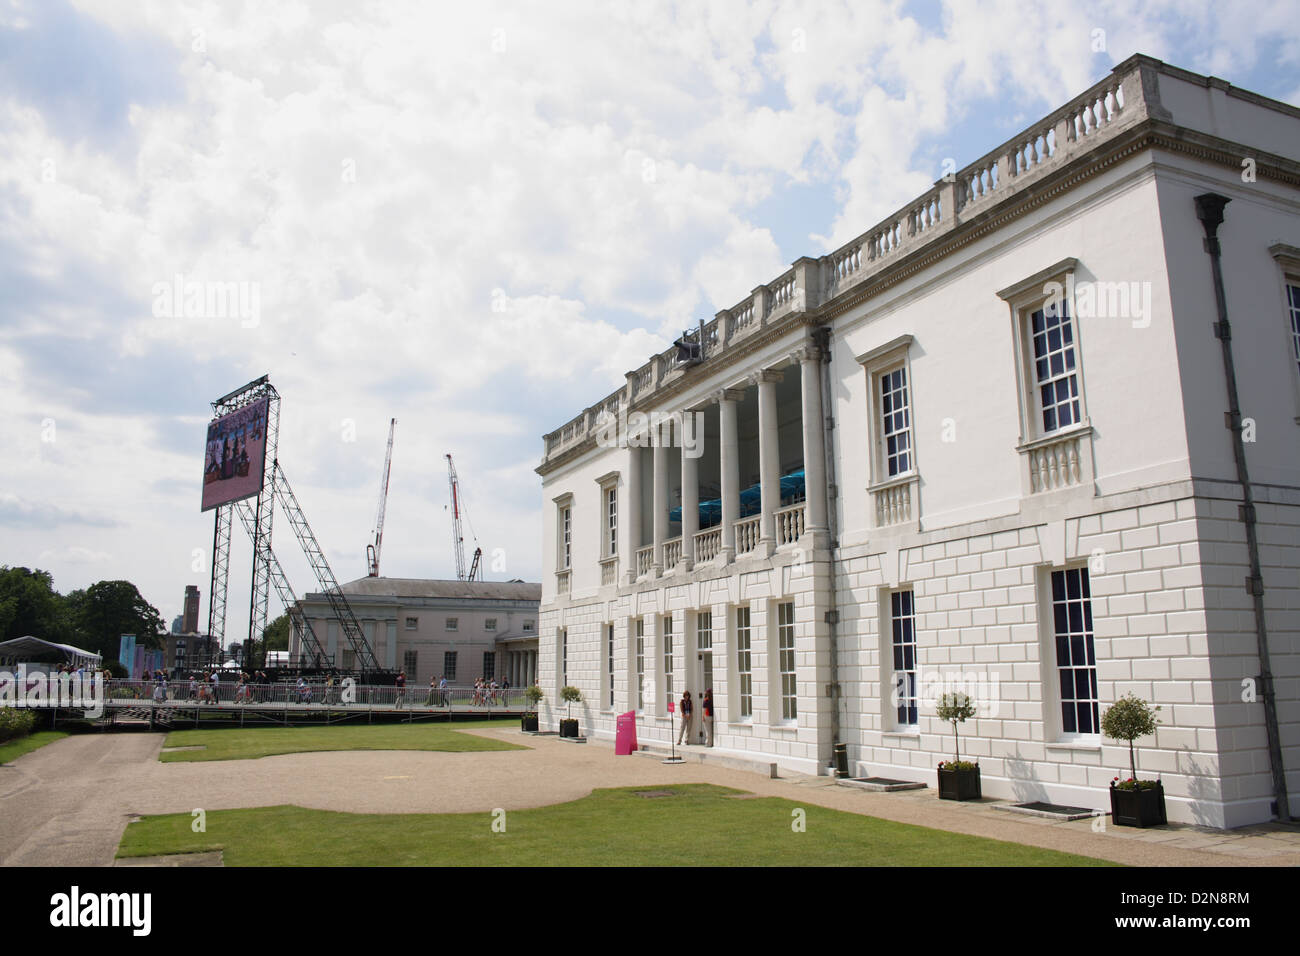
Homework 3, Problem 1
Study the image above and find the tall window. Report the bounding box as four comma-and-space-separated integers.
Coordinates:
663, 615, 674, 704
698, 611, 713, 695
560, 628, 567, 685
635, 618, 645, 712
606, 486, 618, 557
1052, 567, 1098, 735
561, 505, 572, 569
891, 590, 918, 726
403, 649, 417, 678
483, 652, 495, 680
443, 651, 457, 682
777, 602, 796, 721
880, 367, 912, 476
1288, 283, 1300, 377
736, 605, 753, 719
1031, 302, 1081, 433
606, 623, 615, 709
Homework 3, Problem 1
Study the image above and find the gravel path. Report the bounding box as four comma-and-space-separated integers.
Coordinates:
1, 730, 1294, 867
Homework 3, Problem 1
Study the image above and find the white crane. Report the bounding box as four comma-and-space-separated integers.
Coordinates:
445, 453, 483, 581
366, 418, 396, 577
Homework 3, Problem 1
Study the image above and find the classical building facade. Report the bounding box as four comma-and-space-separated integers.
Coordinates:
292, 578, 540, 687
535, 55, 1300, 828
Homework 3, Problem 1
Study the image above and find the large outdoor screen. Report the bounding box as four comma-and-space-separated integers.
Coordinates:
201, 397, 269, 512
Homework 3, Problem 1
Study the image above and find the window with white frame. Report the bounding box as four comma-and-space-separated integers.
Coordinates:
777, 601, 796, 721
561, 504, 572, 569
635, 618, 645, 712
890, 590, 918, 727
606, 485, 618, 558
444, 651, 457, 682
404, 616, 418, 631
1051, 566, 1098, 736
606, 623, 615, 709
662, 615, 674, 704
560, 628, 567, 685
880, 367, 912, 477
736, 605, 753, 720
403, 649, 417, 678
1030, 300, 1081, 433
484, 618, 497, 632
445, 617, 458, 632
523, 620, 534, 633
698, 610, 713, 696
1288, 282, 1300, 379
483, 652, 495, 681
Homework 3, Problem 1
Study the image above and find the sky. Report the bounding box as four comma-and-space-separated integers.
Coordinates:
2, 0, 1299, 639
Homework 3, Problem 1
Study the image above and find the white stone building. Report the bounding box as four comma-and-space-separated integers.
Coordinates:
535, 55, 1300, 828
292, 578, 540, 688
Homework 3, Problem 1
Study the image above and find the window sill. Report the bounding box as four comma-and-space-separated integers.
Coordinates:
727, 720, 754, 729
1046, 739, 1101, 752
1016, 422, 1093, 454
880, 729, 921, 739
770, 722, 799, 733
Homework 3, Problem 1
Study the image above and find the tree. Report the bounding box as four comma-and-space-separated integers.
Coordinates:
65, 580, 167, 659
1101, 694, 1161, 782
936, 691, 977, 764
262, 612, 290, 651
0, 566, 73, 643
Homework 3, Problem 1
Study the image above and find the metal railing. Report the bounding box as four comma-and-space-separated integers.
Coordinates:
103, 679, 528, 710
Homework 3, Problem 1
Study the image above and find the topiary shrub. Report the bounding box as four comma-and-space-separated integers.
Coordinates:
1102, 693, 1161, 784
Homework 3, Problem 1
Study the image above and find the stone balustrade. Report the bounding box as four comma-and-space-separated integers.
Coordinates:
735, 515, 762, 555
694, 527, 721, 562
635, 545, 653, 578
600, 556, 619, 587
775, 502, 805, 546
663, 537, 682, 569
1025, 432, 1085, 493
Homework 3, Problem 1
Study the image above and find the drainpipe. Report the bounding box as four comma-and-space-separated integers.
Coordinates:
814, 325, 846, 776
1194, 192, 1291, 822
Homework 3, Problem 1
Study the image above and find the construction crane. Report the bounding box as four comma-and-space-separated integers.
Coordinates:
366, 418, 396, 577
445, 453, 483, 582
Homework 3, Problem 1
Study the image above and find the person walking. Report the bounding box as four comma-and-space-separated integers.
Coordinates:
703, 689, 715, 747
425, 676, 438, 707
394, 670, 407, 709
677, 690, 694, 746
209, 670, 221, 704
438, 675, 449, 707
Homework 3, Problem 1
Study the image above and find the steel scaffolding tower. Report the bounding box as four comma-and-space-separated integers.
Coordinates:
273, 461, 381, 672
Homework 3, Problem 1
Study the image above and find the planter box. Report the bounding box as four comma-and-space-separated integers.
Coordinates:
1110, 781, 1166, 828
559, 719, 579, 738
520, 714, 539, 732
937, 765, 981, 801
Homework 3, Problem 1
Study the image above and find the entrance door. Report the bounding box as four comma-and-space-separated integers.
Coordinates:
697, 610, 714, 745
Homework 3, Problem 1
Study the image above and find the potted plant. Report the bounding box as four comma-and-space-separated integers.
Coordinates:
558, 685, 582, 738
936, 691, 980, 800
1103, 694, 1166, 827
521, 685, 543, 732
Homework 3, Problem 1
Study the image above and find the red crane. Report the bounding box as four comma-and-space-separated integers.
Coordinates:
366, 418, 396, 577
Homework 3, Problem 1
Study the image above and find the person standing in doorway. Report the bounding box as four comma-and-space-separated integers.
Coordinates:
703, 689, 715, 747
677, 690, 693, 745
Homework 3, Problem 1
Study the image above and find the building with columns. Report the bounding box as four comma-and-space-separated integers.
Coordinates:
535, 55, 1300, 828
292, 578, 539, 688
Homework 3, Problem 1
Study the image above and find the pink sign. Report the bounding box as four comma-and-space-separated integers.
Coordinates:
615, 711, 637, 755
667, 700, 675, 713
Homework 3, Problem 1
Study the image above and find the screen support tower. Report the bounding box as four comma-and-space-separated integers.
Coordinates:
233, 499, 330, 667
205, 375, 280, 668
273, 461, 382, 672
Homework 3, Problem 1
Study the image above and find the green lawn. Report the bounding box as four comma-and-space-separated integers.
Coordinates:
0, 731, 69, 764
117, 783, 1115, 866
158, 721, 526, 762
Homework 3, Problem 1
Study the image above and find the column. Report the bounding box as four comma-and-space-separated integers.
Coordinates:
755, 368, 781, 556
652, 426, 668, 576
799, 346, 828, 535
717, 388, 743, 564
623, 444, 641, 585
681, 418, 699, 570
